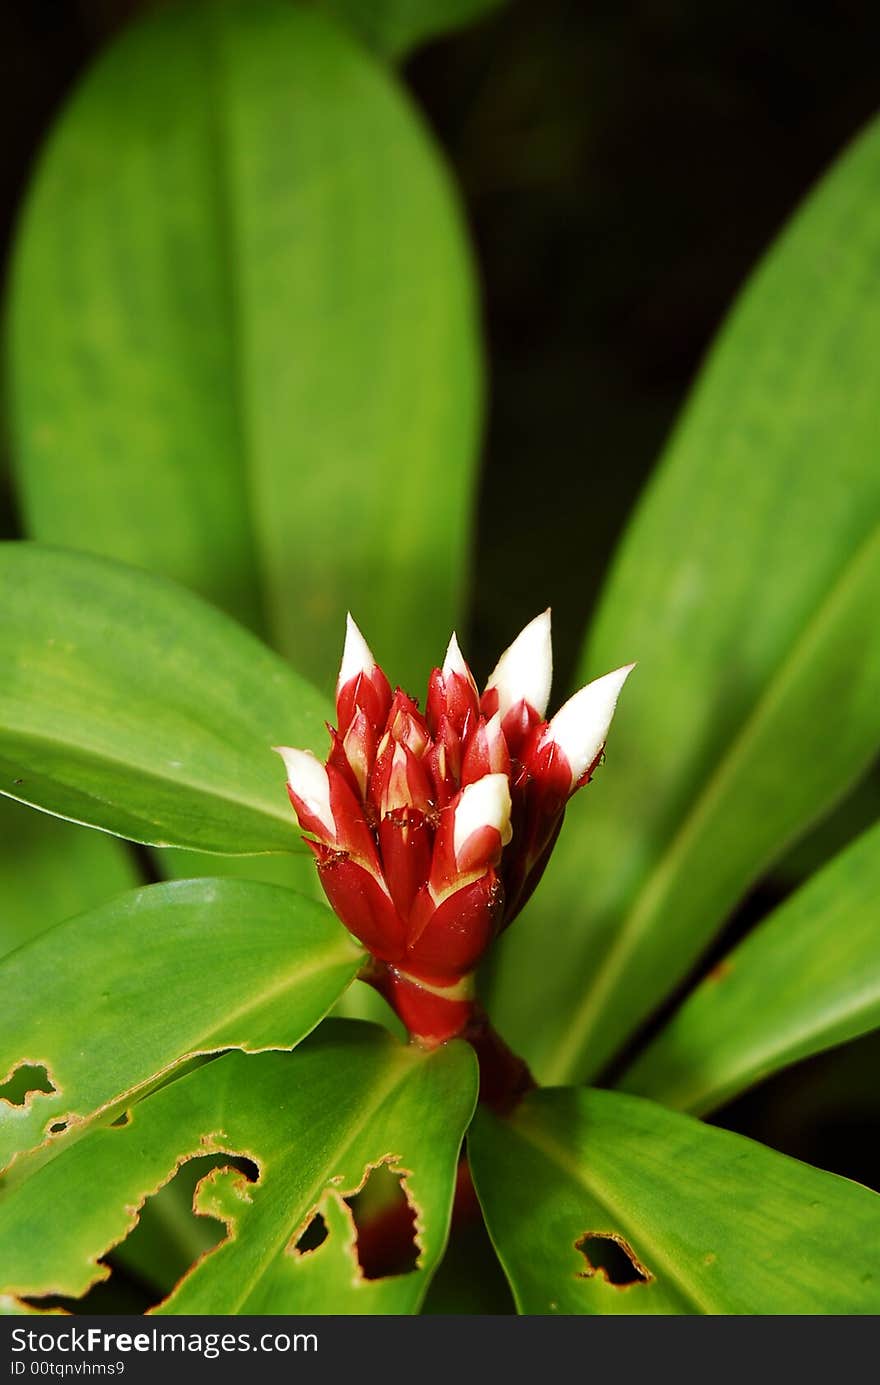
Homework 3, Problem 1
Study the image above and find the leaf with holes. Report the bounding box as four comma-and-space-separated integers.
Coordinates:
470, 1087, 880, 1314
619, 820, 880, 1115
490, 111, 880, 1084
0, 1026, 478, 1314
0, 879, 360, 1174
0, 545, 330, 853
6, 0, 481, 694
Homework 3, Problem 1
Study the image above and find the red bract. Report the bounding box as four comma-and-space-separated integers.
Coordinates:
276, 612, 633, 1045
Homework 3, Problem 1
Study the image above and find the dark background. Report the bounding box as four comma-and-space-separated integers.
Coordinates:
2, 0, 878, 1199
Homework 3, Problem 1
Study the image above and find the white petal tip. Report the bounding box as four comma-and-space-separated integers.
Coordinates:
485, 609, 553, 718
548, 663, 635, 784
453, 772, 513, 860
338, 613, 376, 689
274, 743, 321, 781
273, 746, 334, 835
443, 631, 469, 679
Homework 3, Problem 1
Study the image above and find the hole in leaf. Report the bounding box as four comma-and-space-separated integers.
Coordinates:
345, 1161, 419, 1280
47, 1120, 68, 1135
293, 1211, 329, 1256
0, 1063, 56, 1107
110, 1111, 131, 1128
576, 1232, 652, 1287
23, 1152, 260, 1314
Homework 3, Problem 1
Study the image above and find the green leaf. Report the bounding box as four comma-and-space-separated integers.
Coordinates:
470, 1087, 880, 1314
0, 544, 330, 853
1, 1026, 478, 1314
315, 0, 505, 59
152, 843, 324, 901
0, 878, 360, 1174
6, 0, 482, 693
619, 820, 880, 1115
490, 113, 880, 1083
150, 846, 404, 1033
0, 796, 139, 958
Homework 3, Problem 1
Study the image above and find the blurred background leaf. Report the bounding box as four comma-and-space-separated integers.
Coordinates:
314, 0, 506, 60
6, 0, 482, 695
0, 796, 139, 959
489, 111, 880, 1084
619, 820, 880, 1116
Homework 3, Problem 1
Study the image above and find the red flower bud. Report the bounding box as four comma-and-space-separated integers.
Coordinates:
275, 612, 634, 1044
309, 843, 405, 963
335, 614, 392, 736
461, 710, 511, 785
370, 737, 433, 817
378, 807, 433, 920
426, 633, 480, 739
406, 868, 504, 983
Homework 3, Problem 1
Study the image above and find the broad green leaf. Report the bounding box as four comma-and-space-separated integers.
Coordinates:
151, 845, 404, 1033
470, 1087, 880, 1314
491, 113, 880, 1083
0, 878, 360, 1173
6, 0, 481, 694
0, 796, 139, 958
316, 0, 505, 59
1, 1027, 478, 1314
619, 820, 880, 1115
154, 840, 406, 1036
0, 544, 330, 853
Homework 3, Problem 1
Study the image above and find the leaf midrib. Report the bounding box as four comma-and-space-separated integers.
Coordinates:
545, 518, 880, 1083
220, 1052, 425, 1314
202, 1, 269, 639
645, 967, 880, 1117
0, 724, 294, 838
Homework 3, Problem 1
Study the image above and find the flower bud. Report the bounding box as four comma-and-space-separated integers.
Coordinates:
374, 740, 432, 817
453, 772, 513, 871
274, 745, 380, 869
540, 663, 636, 789
429, 773, 513, 898
461, 711, 512, 785
341, 709, 378, 798
405, 869, 504, 983
335, 613, 392, 736
276, 614, 634, 1047
308, 843, 405, 963
274, 746, 335, 842
482, 610, 552, 727
386, 690, 431, 757
426, 633, 480, 739
425, 716, 462, 807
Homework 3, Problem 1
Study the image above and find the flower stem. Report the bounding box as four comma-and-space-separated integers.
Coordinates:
360, 959, 535, 1114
